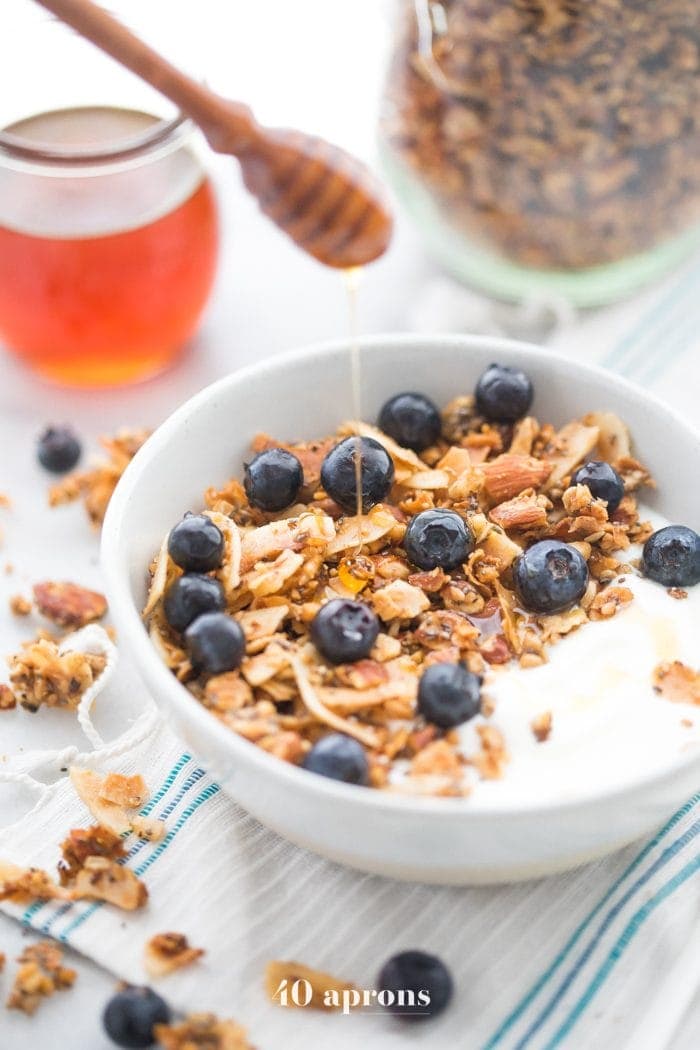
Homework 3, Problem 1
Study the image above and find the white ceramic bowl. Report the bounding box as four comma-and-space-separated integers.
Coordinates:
101, 334, 700, 884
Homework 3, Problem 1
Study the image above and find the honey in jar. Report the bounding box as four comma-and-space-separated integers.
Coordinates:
0, 106, 219, 386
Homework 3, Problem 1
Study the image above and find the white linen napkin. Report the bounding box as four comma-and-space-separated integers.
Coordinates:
1, 252, 700, 1050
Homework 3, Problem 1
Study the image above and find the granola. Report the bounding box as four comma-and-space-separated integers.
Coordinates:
8, 594, 31, 617
49, 429, 150, 527
8, 637, 106, 712
653, 662, 700, 706
70, 767, 166, 841
145, 933, 205, 977
381, 0, 700, 272
144, 388, 661, 797
6, 942, 76, 1015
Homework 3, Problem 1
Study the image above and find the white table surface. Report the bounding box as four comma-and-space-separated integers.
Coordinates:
0, 1, 699, 1047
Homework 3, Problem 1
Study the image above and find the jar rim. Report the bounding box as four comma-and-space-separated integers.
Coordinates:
0, 107, 190, 169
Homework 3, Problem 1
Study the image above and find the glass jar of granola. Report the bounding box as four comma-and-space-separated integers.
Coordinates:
380, 0, 700, 306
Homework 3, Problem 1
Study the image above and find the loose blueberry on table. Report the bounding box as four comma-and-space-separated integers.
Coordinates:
571, 460, 625, 514
37, 424, 82, 473
417, 662, 482, 729
302, 732, 369, 785
163, 573, 226, 633
377, 950, 453, 1020
310, 598, 380, 665
168, 514, 225, 573
184, 611, 246, 675
320, 435, 394, 513
244, 447, 304, 511
642, 525, 700, 588
103, 985, 171, 1048
475, 362, 534, 422
403, 509, 475, 571
378, 391, 442, 452
513, 539, 589, 614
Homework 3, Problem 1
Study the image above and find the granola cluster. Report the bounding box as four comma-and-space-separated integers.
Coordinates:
49, 429, 150, 527
6, 942, 76, 1016
144, 396, 652, 796
381, 0, 700, 270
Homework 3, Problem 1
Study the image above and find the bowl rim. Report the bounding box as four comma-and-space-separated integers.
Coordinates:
101, 332, 700, 818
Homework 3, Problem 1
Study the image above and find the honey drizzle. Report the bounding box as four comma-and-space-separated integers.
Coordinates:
344, 266, 365, 554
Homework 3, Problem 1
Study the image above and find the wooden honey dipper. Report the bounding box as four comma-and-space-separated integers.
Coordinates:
35, 0, 394, 268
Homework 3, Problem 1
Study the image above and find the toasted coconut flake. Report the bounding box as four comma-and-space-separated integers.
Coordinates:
204, 511, 241, 594
69, 768, 165, 840
145, 932, 204, 977
237, 605, 289, 649
99, 773, 148, 809
265, 959, 356, 1010
240, 511, 334, 572
143, 532, 171, 617
584, 411, 631, 463
58, 825, 125, 886
405, 468, 450, 490
290, 655, 380, 748
244, 549, 304, 597
71, 856, 147, 910
326, 505, 399, 556
241, 641, 292, 687
545, 422, 600, 489
653, 662, 700, 705
509, 417, 540, 456
0, 862, 71, 903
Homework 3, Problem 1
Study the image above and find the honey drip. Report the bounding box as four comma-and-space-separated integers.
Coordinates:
344, 265, 364, 552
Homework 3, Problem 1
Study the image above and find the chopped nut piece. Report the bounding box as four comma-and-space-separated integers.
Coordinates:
588, 586, 633, 621
531, 712, 553, 743
145, 933, 204, 977
653, 662, 700, 705
6, 942, 76, 1015
155, 1013, 253, 1050
489, 493, 549, 531
371, 579, 431, 622
482, 455, 552, 504
8, 638, 106, 712
9, 594, 32, 617
33, 581, 107, 629
265, 959, 356, 1010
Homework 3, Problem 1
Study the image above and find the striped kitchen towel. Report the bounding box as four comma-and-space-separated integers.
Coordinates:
1, 256, 700, 1049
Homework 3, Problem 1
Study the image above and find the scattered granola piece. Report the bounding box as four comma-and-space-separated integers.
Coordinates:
653, 662, 700, 706
48, 429, 150, 527
58, 825, 126, 886
0, 952, 4, 972
6, 942, 76, 1015
8, 594, 32, 617
0, 493, 10, 508
8, 638, 106, 712
588, 585, 634, 621
155, 1013, 253, 1050
71, 856, 148, 910
265, 959, 356, 1011
69, 767, 165, 841
0, 862, 71, 903
371, 579, 431, 622
99, 773, 148, 809
531, 712, 553, 743
0, 684, 16, 710
144, 933, 205, 978
33, 581, 107, 629
470, 725, 510, 779
130, 817, 167, 843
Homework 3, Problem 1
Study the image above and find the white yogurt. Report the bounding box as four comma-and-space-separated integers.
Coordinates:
459, 508, 700, 806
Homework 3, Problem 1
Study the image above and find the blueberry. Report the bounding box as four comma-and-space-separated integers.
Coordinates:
302, 733, 369, 785
168, 514, 224, 573
310, 598, 380, 664
163, 573, 226, 633
37, 425, 82, 473
475, 363, 534, 422
514, 539, 589, 613
571, 460, 625, 514
642, 525, 700, 588
378, 392, 442, 452
184, 612, 245, 675
244, 447, 303, 512
103, 986, 170, 1048
320, 436, 394, 514
417, 662, 481, 728
403, 509, 474, 571
377, 950, 453, 1021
